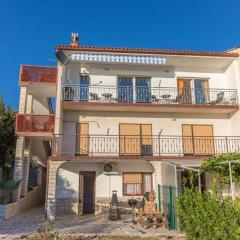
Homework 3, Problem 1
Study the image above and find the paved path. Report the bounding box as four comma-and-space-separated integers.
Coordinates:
0, 206, 182, 240
0, 207, 45, 240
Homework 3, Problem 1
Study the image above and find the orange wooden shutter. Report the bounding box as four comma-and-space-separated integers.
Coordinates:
123, 173, 142, 184
76, 123, 89, 155
192, 125, 214, 155
141, 124, 152, 145
182, 124, 194, 155
120, 124, 141, 155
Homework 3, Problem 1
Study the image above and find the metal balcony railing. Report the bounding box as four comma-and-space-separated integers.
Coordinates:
16, 114, 55, 133
20, 65, 57, 84
61, 85, 238, 106
52, 135, 240, 158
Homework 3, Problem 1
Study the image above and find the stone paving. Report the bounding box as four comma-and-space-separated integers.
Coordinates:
0, 206, 183, 240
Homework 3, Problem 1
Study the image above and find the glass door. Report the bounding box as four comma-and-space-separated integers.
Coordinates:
117, 77, 133, 103
177, 78, 192, 104
79, 75, 89, 101
194, 79, 209, 104
136, 77, 151, 103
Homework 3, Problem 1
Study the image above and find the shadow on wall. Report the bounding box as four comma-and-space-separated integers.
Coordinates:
56, 172, 78, 215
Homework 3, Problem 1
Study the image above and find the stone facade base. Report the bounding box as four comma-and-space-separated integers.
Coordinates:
56, 198, 78, 215
0, 186, 44, 220
56, 196, 143, 216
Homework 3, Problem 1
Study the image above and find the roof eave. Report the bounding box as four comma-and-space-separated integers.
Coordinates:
55, 45, 239, 58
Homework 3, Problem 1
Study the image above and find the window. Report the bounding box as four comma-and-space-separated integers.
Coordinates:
123, 173, 152, 195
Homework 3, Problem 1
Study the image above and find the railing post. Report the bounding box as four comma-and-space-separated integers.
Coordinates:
158, 184, 161, 211
192, 136, 195, 156
158, 134, 161, 156
124, 136, 126, 156
226, 136, 229, 154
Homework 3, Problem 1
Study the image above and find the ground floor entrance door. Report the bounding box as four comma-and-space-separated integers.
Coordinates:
79, 171, 95, 215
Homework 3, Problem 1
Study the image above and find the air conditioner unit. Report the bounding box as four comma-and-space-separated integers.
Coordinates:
80, 67, 89, 74
102, 162, 118, 175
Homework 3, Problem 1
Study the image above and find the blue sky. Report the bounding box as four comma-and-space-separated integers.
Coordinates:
1, 0, 240, 109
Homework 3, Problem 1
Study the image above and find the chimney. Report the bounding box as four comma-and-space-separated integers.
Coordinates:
70, 32, 79, 47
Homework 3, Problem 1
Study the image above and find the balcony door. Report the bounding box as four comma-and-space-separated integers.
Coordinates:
194, 79, 209, 104
119, 123, 152, 156
117, 77, 133, 103
177, 78, 209, 104
182, 124, 214, 155
136, 77, 151, 103
177, 78, 192, 104
76, 123, 89, 155
79, 75, 89, 101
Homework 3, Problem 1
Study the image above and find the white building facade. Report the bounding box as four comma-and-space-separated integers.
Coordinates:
14, 35, 240, 221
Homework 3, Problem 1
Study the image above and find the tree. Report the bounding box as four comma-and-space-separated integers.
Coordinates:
0, 97, 16, 180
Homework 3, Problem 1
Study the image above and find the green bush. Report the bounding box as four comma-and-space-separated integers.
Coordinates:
177, 188, 240, 240
0, 180, 20, 204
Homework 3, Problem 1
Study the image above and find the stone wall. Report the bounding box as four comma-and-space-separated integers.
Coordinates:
0, 186, 44, 220
55, 196, 143, 216
56, 198, 78, 215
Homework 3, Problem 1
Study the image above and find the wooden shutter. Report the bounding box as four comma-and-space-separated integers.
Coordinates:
182, 124, 214, 155
192, 125, 214, 155
141, 124, 152, 145
123, 173, 142, 184
76, 123, 89, 155
119, 124, 141, 155
182, 124, 194, 154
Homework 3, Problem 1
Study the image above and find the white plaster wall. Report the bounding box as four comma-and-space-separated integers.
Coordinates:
62, 60, 239, 90
63, 111, 232, 137
31, 139, 48, 163
32, 96, 50, 114
56, 161, 153, 199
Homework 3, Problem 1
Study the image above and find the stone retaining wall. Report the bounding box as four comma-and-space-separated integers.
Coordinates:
0, 186, 44, 219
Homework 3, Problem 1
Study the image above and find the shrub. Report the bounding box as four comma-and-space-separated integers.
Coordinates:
177, 188, 240, 240
0, 180, 21, 204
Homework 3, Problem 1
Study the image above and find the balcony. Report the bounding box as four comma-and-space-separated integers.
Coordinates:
61, 85, 239, 115
52, 135, 240, 160
20, 65, 57, 85
16, 114, 55, 137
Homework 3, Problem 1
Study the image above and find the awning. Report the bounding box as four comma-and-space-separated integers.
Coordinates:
163, 159, 204, 168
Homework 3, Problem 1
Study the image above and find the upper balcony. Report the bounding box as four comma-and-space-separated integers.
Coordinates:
61, 84, 239, 116
16, 114, 55, 137
20, 65, 57, 85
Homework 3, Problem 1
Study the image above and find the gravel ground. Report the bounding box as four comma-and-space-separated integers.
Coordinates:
0, 206, 185, 240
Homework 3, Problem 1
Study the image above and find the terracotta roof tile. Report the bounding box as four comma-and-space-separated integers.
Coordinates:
55, 45, 239, 57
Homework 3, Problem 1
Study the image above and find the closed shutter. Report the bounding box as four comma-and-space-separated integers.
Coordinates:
182, 124, 214, 155
141, 124, 153, 155
192, 125, 214, 155
76, 123, 89, 155
182, 124, 194, 154
120, 124, 141, 155
123, 173, 142, 183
